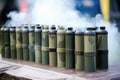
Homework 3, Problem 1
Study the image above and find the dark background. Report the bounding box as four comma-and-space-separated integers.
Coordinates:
110, 0, 120, 31
0, 0, 18, 26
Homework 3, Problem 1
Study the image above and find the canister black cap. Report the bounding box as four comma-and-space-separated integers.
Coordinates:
68, 27, 73, 30
37, 27, 41, 29
31, 26, 35, 28
87, 27, 93, 30
92, 27, 98, 30
51, 26, 56, 30
11, 26, 16, 28
24, 26, 28, 28
100, 26, 105, 30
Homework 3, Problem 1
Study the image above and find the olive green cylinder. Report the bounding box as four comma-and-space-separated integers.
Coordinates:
22, 27, 29, 61
16, 27, 23, 60
49, 26, 57, 66
97, 27, 108, 69
10, 27, 16, 59
84, 27, 96, 72
42, 25, 49, 65
0, 26, 5, 58
4, 27, 10, 58
29, 26, 35, 62
75, 30, 84, 70
65, 27, 75, 69
35, 26, 42, 64
57, 26, 65, 67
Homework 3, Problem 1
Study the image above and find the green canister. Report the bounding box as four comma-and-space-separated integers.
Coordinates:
84, 27, 96, 72
10, 26, 16, 59
65, 27, 75, 69
75, 29, 84, 70
49, 25, 57, 66
22, 26, 29, 61
0, 26, 5, 58
16, 26, 23, 60
57, 26, 65, 67
4, 27, 10, 58
97, 26, 108, 69
42, 25, 49, 65
29, 26, 35, 62
35, 26, 42, 64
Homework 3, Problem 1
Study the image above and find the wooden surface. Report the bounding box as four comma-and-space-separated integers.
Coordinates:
0, 58, 120, 80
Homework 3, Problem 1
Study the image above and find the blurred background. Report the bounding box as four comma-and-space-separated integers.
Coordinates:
0, 0, 120, 31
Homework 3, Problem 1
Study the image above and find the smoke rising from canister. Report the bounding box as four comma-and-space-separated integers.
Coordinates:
5, 0, 120, 66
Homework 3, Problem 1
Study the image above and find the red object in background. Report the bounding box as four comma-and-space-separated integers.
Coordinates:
19, 0, 27, 12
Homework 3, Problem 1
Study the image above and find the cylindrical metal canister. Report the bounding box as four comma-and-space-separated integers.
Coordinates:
75, 29, 84, 70
65, 27, 75, 69
10, 26, 16, 59
84, 27, 96, 72
0, 26, 5, 58
29, 26, 35, 62
35, 26, 42, 64
42, 25, 49, 65
16, 26, 23, 60
97, 26, 108, 69
49, 25, 57, 66
57, 26, 65, 67
22, 26, 29, 61
4, 27, 10, 58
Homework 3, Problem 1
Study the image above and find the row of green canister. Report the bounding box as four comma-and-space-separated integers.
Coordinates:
0, 25, 108, 73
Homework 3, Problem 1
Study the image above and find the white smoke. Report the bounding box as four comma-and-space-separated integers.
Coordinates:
6, 0, 120, 66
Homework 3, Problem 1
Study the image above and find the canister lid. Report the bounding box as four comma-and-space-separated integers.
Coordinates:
51, 25, 55, 29
51, 27, 56, 29
24, 26, 28, 28
37, 27, 41, 29
87, 27, 93, 30
92, 27, 98, 30
100, 26, 105, 30
68, 27, 73, 30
